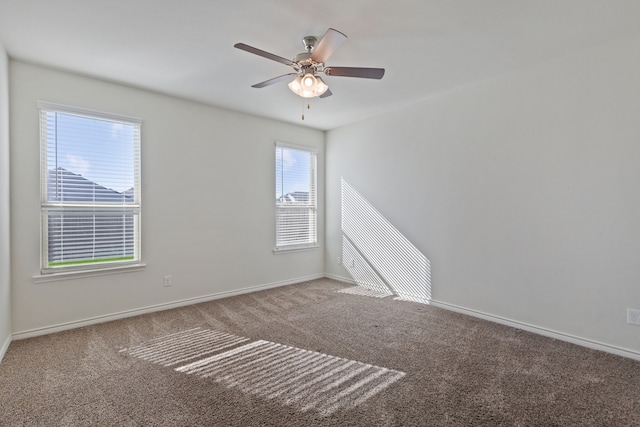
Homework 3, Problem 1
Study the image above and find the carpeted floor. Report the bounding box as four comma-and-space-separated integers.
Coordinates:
1, 278, 638, 426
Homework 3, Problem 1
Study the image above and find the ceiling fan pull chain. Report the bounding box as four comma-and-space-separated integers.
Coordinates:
301, 101, 312, 120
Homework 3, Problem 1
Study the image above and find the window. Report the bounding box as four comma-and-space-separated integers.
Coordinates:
39, 102, 141, 273
275, 142, 317, 250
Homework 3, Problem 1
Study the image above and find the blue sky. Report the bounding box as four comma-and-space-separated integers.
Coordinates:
45, 112, 137, 193
276, 147, 313, 198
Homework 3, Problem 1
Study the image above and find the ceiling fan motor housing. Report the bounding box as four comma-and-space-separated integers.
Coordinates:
302, 36, 317, 51
295, 36, 323, 70
294, 52, 315, 65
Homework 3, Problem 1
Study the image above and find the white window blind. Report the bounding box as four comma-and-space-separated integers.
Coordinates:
275, 142, 317, 250
39, 102, 142, 273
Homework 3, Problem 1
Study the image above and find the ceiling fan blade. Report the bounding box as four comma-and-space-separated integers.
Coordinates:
311, 28, 347, 63
324, 67, 385, 79
251, 73, 296, 88
234, 43, 294, 66
319, 88, 333, 99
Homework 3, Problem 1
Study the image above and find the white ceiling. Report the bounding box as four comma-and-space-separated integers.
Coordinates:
2, 1, 640, 130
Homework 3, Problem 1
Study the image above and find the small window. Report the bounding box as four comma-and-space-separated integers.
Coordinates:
275, 142, 317, 251
39, 102, 142, 273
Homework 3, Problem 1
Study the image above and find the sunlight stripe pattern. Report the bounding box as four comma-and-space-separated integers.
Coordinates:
121, 328, 405, 416
341, 179, 432, 303
337, 286, 392, 298
119, 327, 249, 366
175, 339, 405, 416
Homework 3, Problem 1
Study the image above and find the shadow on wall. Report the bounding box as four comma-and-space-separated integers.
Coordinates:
341, 178, 431, 303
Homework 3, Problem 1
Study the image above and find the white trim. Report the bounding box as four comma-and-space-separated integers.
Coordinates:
324, 273, 356, 284
275, 140, 318, 153
37, 100, 142, 124
38, 106, 142, 274
394, 294, 431, 304
273, 244, 320, 254
33, 263, 146, 283
326, 274, 640, 361
14, 272, 640, 362
429, 299, 640, 362
13, 274, 324, 340
0, 334, 10, 363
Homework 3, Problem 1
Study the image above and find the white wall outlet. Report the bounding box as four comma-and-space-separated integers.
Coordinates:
163, 275, 173, 287
337, 256, 342, 265
350, 259, 355, 268
627, 308, 640, 326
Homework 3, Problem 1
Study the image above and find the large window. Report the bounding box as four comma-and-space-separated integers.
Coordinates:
275, 142, 317, 250
39, 102, 141, 273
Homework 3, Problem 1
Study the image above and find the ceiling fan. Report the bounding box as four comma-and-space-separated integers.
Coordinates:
234, 28, 385, 99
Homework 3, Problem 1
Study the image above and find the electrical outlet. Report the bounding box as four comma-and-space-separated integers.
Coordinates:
627, 308, 640, 326
337, 256, 342, 265
163, 275, 173, 287
350, 259, 355, 268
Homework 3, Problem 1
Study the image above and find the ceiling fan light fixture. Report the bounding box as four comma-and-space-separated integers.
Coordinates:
302, 74, 316, 88
288, 73, 329, 98
315, 76, 329, 94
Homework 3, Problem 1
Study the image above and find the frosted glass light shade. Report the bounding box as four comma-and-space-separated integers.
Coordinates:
288, 74, 329, 98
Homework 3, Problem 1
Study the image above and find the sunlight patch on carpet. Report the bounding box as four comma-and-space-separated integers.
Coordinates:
337, 286, 392, 298
119, 327, 249, 366
393, 295, 430, 304
121, 328, 405, 416
176, 339, 405, 416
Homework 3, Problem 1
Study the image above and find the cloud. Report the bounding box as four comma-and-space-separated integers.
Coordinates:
282, 148, 297, 172
110, 122, 125, 138
66, 154, 90, 176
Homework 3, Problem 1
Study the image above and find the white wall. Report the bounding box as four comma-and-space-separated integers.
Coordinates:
10, 61, 325, 336
0, 43, 11, 359
326, 34, 640, 357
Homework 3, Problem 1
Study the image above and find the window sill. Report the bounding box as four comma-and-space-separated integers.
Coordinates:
33, 263, 146, 283
273, 245, 320, 255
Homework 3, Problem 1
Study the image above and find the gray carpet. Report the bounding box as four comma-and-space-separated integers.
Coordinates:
1, 278, 638, 426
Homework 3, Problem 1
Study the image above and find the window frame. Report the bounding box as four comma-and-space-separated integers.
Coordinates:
38, 101, 142, 274
274, 141, 318, 253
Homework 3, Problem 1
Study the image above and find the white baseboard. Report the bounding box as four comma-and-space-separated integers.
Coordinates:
324, 275, 640, 361
11, 272, 640, 362
429, 299, 640, 362
324, 273, 356, 285
0, 334, 10, 362
12, 274, 325, 341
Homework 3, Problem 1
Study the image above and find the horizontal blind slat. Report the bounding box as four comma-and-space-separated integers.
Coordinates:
40, 107, 141, 270
275, 144, 317, 248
